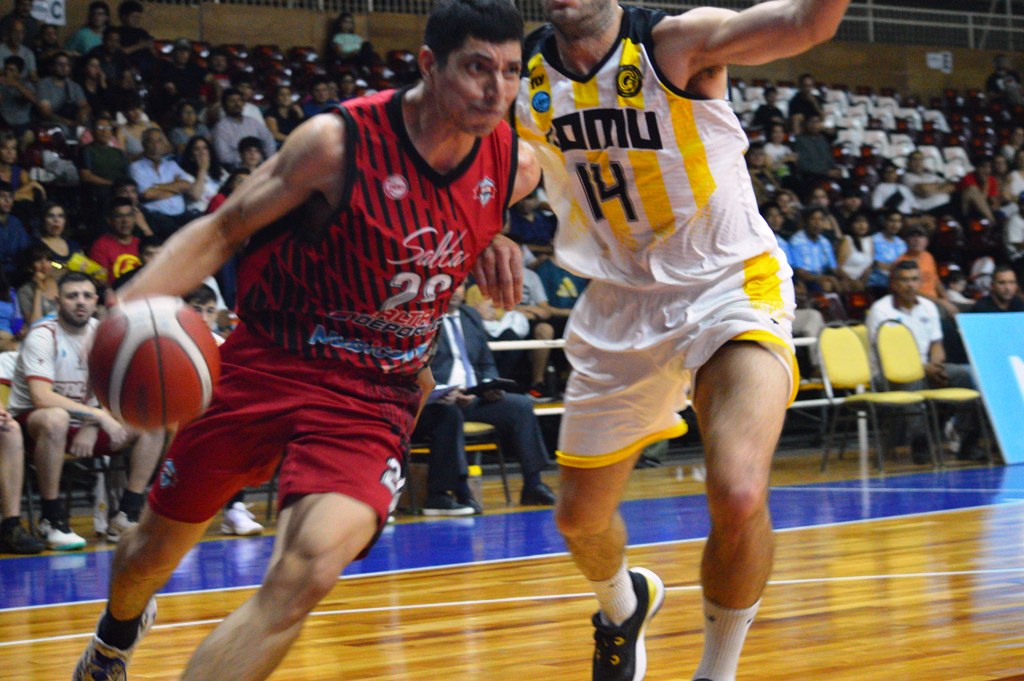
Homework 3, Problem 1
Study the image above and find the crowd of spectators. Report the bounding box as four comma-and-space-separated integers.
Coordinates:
737, 64, 1024, 349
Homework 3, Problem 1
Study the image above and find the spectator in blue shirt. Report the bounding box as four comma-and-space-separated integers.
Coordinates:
868, 209, 908, 298
0, 181, 29, 283
129, 128, 204, 235
788, 206, 841, 292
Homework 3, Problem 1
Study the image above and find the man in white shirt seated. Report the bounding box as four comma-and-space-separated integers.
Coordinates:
865, 260, 982, 461
902, 150, 956, 216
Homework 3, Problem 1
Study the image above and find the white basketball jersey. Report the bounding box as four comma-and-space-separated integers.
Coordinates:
8, 318, 99, 417
516, 6, 779, 288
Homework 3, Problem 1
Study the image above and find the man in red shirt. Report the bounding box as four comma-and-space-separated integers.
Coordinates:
86, 198, 141, 285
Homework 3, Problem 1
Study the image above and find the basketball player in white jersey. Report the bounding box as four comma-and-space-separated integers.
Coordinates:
512, 1, 851, 679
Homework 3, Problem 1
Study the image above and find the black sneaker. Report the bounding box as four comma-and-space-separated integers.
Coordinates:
527, 383, 556, 403
591, 567, 665, 681
0, 522, 46, 554
457, 495, 484, 515
421, 494, 475, 517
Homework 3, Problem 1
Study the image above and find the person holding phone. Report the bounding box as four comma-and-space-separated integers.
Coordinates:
413, 283, 554, 515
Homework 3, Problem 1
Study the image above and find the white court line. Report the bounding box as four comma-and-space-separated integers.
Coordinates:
773, 486, 1024, 494
3, 565, 1024, 650
4, 500, 1023, 616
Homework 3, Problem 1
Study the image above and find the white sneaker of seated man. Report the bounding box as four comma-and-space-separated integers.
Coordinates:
221, 502, 264, 535
37, 517, 87, 551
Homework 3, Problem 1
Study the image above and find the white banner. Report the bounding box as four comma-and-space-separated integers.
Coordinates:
31, 0, 66, 26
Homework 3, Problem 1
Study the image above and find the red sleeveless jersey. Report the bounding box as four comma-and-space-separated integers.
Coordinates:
236, 89, 517, 377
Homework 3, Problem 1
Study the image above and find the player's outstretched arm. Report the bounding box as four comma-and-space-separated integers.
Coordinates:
472, 141, 541, 310
664, 0, 850, 72
119, 115, 348, 303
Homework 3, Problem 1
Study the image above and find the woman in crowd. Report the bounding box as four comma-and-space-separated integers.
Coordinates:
77, 55, 112, 118
35, 201, 82, 266
179, 136, 225, 215
115, 95, 159, 161
0, 131, 46, 206
16, 243, 58, 326
836, 211, 875, 291
264, 85, 305, 148
168, 100, 210, 156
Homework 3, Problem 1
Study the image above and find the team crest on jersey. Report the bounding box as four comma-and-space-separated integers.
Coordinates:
474, 177, 496, 206
616, 65, 643, 98
383, 174, 409, 200
159, 460, 178, 489
532, 91, 551, 113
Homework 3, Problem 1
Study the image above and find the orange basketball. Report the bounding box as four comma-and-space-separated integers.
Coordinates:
89, 296, 221, 429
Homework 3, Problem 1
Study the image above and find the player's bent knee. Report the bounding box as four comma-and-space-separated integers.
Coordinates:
262, 552, 342, 625
706, 481, 769, 528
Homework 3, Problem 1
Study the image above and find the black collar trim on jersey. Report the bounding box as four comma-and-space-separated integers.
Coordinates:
387, 86, 482, 188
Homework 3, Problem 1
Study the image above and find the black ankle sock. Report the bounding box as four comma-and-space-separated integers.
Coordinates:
522, 471, 541, 489
455, 478, 472, 501
40, 498, 63, 523
1, 516, 20, 532
119, 491, 146, 520
97, 609, 143, 650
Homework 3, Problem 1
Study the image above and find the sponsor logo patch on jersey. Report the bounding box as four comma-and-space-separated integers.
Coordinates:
616, 65, 643, 98
383, 174, 409, 201
532, 91, 551, 113
474, 177, 497, 206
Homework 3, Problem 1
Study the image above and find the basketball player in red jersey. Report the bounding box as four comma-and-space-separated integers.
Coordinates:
73, 1, 538, 678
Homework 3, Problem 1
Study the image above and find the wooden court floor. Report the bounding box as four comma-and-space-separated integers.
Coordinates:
2, 453, 1023, 680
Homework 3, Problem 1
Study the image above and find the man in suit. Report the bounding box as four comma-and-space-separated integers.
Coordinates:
414, 283, 555, 515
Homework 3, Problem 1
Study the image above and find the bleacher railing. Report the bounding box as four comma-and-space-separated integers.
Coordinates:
150, 0, 1024, 51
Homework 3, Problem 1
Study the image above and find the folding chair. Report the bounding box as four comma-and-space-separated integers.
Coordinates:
874, 321, 992, 465
817, 324, 934, 471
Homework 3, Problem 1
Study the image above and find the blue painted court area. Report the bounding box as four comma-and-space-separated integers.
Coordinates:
2, 465, 1022, 610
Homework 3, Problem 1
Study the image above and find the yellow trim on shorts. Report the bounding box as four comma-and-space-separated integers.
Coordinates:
556, 421, 689, 469
732, 330, 801, 405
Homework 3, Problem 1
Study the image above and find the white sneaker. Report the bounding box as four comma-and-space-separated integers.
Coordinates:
106, 511, 138, 544
37, 518, 86, 551
221, 502, 264, 536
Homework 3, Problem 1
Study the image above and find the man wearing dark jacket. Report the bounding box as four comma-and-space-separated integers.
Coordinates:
413, 284, 554, 515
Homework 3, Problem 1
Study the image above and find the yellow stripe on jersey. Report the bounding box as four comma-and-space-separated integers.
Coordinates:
525, 52, 554, 137
667, 96, 716, 214
616, 39, 645, 109
628, 149, 675, 237
742, 251, 785, 315
573, 78, 600, 109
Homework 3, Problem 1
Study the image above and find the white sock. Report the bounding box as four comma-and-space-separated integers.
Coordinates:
692, 597, 760, 681
589, 562, 637, 626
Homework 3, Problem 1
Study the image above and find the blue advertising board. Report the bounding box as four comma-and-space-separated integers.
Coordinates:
957, 312, 1024, 465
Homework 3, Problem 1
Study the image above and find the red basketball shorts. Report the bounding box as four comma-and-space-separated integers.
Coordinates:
148, 323, 420, 529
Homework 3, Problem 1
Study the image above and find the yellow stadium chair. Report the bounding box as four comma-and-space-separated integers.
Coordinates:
875, 321, 992, 465
818, 324, 935, 471
402, 421, 509, 513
